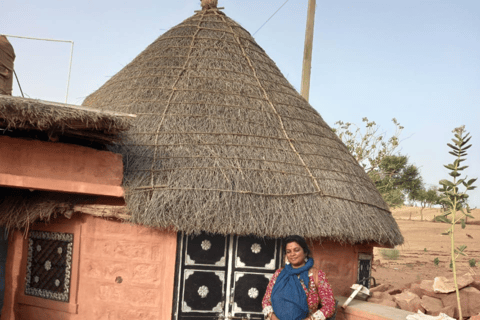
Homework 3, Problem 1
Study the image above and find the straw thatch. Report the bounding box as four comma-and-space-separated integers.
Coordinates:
83, 6, 403, 246
0, 188, 97, 231
0, 95, 135, 143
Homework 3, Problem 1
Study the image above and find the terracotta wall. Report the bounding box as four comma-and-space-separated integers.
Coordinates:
309, 240, 373, 297
1, 214, 177, 320
0, 136, 124, 198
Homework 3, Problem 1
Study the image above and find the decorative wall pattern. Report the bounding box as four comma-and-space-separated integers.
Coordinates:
235, 236, 276, 269
232, 272, 271, 313
25, 231, 73, 302
185, 233, 226, 266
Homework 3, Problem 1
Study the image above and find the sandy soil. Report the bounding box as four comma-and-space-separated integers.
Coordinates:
372, 207, 480, 289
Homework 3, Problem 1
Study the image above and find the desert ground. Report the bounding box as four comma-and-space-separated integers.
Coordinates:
372, 207, 480, 290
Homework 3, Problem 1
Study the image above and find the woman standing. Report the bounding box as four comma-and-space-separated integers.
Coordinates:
262, 235, 335, 320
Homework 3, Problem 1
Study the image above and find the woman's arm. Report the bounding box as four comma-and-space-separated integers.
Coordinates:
262, 269, 282, 320
311, 269, 335, 319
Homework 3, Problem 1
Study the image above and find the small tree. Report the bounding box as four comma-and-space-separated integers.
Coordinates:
438, 126, 477, 320
369, 155, 423, 208
333, 117, 403, 173
414, 186, 439, 221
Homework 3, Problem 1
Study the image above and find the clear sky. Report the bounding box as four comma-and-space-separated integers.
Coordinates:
2, 0, 479, 207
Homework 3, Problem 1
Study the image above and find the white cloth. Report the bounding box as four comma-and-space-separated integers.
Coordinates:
312, 310, 326, 320
406, 311, 455, 320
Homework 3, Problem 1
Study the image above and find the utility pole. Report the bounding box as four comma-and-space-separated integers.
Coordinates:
300, 0, 316, 101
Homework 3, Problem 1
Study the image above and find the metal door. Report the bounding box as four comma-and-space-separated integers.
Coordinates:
173, 233, 282, 320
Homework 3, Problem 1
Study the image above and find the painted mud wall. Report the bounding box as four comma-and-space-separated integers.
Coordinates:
310, 240, 374, 297
0, 136, 124, 198
1, 214, 177, 320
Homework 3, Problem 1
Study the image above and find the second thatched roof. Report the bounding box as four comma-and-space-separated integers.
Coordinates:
83, 5, 403, 246
0, 95, 135, 143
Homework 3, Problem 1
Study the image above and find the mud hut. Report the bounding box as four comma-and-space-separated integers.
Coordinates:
2, 2, 403, 320
0, 96, 134, 319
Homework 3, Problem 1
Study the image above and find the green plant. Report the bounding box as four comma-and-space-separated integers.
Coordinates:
379, 248, 400, 260
424, 248, 428, 252
469, 259, 476, 267
438, 126, 477, 320
433, 257, 439, 266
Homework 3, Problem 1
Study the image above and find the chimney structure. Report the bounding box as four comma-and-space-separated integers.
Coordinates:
0, 36, 15, 95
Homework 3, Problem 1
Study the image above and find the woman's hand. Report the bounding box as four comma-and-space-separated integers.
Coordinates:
271, 313, 280, 320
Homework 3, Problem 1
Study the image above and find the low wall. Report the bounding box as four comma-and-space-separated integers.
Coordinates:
335, 296, 415, 320
1, 214, 177, 320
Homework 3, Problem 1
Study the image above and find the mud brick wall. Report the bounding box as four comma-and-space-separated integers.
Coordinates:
310, 240, 374, 297
1, 214, 177, 320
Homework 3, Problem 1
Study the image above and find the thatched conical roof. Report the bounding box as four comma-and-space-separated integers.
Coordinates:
83, 5, 403, 246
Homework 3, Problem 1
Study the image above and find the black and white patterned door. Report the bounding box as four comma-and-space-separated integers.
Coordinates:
229, 236, 280, 320
175, 233, 228, 320
173, 233, 282, 320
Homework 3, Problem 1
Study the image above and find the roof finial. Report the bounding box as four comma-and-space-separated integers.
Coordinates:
201, 0, 218, 10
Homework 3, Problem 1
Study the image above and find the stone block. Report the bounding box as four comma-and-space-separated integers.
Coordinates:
394, 291, 425, 313
420, 280, 445, 299
439, 305, 455, 318
420, 295, 444, 315
471, 280, 480, 291
371, 291, 394, 301
410, 283, 424, 298
433, 273, 474, 293
387, 287, 403, 296
440, 286, 480, 318
370, 283, 392, 293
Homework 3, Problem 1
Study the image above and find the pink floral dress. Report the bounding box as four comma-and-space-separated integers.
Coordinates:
262, 268, 335, 320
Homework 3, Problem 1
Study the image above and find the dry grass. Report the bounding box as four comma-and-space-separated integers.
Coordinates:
82, 7, 403, 246
0, 95, 134, 144
0, 188, 96, 231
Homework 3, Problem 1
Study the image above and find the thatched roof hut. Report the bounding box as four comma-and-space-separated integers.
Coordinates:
83, 2, 403, 247
0, 95, 135, 229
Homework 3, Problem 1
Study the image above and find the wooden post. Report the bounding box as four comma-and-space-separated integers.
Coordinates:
300, 0, 316, 101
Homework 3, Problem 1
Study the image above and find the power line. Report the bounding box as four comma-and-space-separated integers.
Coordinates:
253, 0, 292, 36
4, 34, 74, 104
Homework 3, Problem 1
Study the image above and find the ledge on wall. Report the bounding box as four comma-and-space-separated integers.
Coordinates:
335, 296, 415, 320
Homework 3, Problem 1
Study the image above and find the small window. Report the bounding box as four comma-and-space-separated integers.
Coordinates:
357, 253, 372, 289
25, 231, 74, 302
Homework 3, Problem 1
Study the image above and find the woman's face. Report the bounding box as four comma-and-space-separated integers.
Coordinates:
285, 241, 306, 268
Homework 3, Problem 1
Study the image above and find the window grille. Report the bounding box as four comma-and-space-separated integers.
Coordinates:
25, 231, 73, 302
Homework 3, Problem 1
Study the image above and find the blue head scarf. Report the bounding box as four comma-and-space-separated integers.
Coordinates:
271, 257, 314, 320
